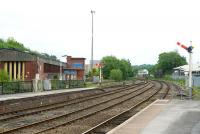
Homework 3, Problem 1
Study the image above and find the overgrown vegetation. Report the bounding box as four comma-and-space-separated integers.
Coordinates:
110, 69, 123, 81
0, 37, 58, 61
0, 69, 9, 82
193, 87, 200, 100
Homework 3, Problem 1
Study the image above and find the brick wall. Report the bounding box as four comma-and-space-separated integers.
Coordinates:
44, 63, 60, 73
77, 70, 84, 80
25, 61, 37, 80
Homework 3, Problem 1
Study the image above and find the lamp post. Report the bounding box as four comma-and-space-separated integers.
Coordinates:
91, 10, 95, 73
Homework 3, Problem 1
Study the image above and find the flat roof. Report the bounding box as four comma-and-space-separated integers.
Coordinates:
0, 48, 65, 67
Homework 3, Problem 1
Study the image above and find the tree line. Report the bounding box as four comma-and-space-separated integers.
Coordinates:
100, 51, 187, 81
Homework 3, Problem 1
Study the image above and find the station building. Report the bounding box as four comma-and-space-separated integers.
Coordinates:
63, 56, 85, 80
0, 48, 85, 81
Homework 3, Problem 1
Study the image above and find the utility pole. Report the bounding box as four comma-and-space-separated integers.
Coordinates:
91, 10, 95, 74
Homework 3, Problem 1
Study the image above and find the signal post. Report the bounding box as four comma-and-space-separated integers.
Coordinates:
177, 41, 194, 99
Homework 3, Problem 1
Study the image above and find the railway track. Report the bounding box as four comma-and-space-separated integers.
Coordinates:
35, 81, 162, 134
0, 83, 142, 122
0, 82, 150, 134
0, 81, 175, 134
81, 81, 170, 134
161, 81, 170, 99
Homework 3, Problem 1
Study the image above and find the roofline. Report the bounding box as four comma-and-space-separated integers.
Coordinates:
0, 48, 31, 53
70, 57, 86, 59
0, 48, 61, 63
63, 68, 84, 70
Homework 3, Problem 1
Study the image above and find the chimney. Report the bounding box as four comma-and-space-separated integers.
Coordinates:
67, 56, 72, 68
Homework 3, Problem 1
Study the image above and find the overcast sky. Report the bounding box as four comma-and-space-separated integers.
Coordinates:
1, 0, 200, 65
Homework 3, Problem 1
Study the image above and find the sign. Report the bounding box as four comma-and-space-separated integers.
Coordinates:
64, 70, 77, 75
72, 63, 83, 69
95, 63, 103, 67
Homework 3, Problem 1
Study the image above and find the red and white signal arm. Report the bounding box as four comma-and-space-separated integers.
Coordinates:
95, 63, 103, 67
177, 42, 188, 50
177, 41, 194, 53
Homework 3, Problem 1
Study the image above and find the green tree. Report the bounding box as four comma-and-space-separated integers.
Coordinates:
119, 59, 133, 79
101, 56, 133, 80
156, 51, 187, 74
101, 56, 120, 79
110, 69, 123, 81
0, 69, 9, 82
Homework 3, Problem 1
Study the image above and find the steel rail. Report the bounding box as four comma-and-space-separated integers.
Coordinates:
0, 83, 142, 122
33, 82, 157, 134
81, 81, 165, 134
0, 83, 152, 134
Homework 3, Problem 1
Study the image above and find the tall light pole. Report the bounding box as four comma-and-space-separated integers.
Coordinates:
91, 10, 95, 73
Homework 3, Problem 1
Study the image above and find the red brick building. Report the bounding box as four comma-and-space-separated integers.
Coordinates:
0, 49, 85, 81
63, 56, 85, 80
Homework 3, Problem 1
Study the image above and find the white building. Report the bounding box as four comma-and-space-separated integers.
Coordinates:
173, 64, 200, 77
173, 64, 200, 87
138, 69, 149, 77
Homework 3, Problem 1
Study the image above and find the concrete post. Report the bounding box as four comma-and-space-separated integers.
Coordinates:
188, 51, 193, 99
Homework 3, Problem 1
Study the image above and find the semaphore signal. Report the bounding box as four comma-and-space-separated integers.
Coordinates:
176, 41, 194, 99
95, 63, 103, 85
177, 42, 194, 53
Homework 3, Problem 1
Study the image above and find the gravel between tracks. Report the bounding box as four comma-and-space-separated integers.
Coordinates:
41, 81, 162, 134
0, 81, 178, 134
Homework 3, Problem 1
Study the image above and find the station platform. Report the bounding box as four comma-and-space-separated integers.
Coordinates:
0, 87, 94, 102
107, 99, 200, 134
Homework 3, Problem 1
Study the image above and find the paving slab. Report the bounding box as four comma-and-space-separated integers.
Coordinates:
107, 99, 200, 134
142, 100, 200, 134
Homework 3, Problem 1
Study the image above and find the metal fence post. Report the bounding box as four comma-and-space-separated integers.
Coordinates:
2, 82, 4, 94
18, 81, 20, 93
69, 79, 71, 89
31, 81, 33, 92
0, 82, 2, 95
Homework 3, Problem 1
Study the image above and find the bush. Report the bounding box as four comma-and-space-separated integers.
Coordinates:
110, 69, 123, 81
0, 69, 9, 82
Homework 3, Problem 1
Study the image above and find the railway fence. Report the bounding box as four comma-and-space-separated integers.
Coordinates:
0, 80, 85, 95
